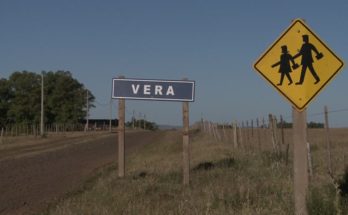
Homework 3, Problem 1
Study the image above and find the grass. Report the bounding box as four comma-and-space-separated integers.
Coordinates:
43, 128, 348, 215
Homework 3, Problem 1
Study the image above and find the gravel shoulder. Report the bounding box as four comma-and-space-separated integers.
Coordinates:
0, 130, 160, 215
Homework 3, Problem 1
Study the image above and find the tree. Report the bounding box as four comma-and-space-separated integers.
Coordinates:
1, 70, 95, 125
44, 71, 95, 124
307, 121, 324, 128
0, 78, 11, 126
126, 118, 158, 131
7, 71, 41, 124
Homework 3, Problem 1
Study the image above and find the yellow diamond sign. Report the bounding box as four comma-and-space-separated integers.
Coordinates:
254, 19, 344, 111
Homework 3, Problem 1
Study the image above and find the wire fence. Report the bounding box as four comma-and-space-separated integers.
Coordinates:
0, 123, 83, 137
199, 105, 348, 190
0, 122, 116, 138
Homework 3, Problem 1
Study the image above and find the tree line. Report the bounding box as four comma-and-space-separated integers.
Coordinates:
125, 118, 159, 131
278, 121, 324, 128
0, 71, 95, 127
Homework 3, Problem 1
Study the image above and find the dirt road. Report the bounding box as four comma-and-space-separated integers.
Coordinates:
0, 130, 161, 215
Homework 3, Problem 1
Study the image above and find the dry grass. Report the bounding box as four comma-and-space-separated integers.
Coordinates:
43, 128, 348, 215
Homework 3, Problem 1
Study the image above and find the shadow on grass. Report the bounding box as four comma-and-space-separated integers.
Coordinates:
339, 165, 348, 197
307, 184, 348, 215
192, 157, 236, 172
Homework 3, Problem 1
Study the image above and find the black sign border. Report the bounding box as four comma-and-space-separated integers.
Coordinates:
254, 19, 344, 111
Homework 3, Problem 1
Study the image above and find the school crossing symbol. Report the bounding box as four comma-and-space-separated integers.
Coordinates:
254, 19, 344, 111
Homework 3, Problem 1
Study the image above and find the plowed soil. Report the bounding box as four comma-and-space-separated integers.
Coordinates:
0, 130, 161, 215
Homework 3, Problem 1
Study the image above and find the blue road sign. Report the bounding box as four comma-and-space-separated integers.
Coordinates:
112, 78, 195, 102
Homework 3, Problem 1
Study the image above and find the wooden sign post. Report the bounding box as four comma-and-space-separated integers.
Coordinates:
293, 108, 308, 215
112, 77, 195, 182
182, 97, 190, 185
118, 76, 125, 178
254, 19, 344, 215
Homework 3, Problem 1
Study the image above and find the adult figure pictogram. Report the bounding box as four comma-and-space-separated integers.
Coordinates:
271, 45, 299, 86
293, 34, 323, 85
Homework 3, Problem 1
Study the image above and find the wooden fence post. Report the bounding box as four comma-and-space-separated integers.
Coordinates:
118, 76, 126, 178
251, 119, 254, 137
0, 127, 3, 144
246, 121, 250, 149
216, 123, 222, 141
293, 108, 308, 215
256, 118, 261, 151
233, 121, 238, 149
269, 114, 280, 154
209, 122, 214, 139
324, 105, 333, 175
207, 121, 211, 136
222, 124, 227, 142
205, 121, 208, 134
280, 115, 285, 146
239, 122, 243, 149
212, 123, 218, 141
280, 115, 290, 165
307, 142, 313, 179
273, 116, 280, 155
269, 114, 275, 151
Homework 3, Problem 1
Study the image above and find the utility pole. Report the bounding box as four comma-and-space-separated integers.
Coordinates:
40, 72, 44, 137
132, 110, 135, 129
85, 90, 89, 132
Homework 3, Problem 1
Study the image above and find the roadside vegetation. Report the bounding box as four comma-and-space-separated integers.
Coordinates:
43, 128, 348, 215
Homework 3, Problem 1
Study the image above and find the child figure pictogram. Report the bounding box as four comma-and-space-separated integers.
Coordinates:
271, 45, 299, 86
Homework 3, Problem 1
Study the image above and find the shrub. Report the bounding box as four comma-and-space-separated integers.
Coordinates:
307, 185, 336, 215
338, 166, 348, 197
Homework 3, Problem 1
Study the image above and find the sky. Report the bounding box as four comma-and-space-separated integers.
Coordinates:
1, 0, 348, 127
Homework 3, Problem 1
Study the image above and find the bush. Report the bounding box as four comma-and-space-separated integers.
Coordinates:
338, 166, 348, 197
307, 185, 336, 215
